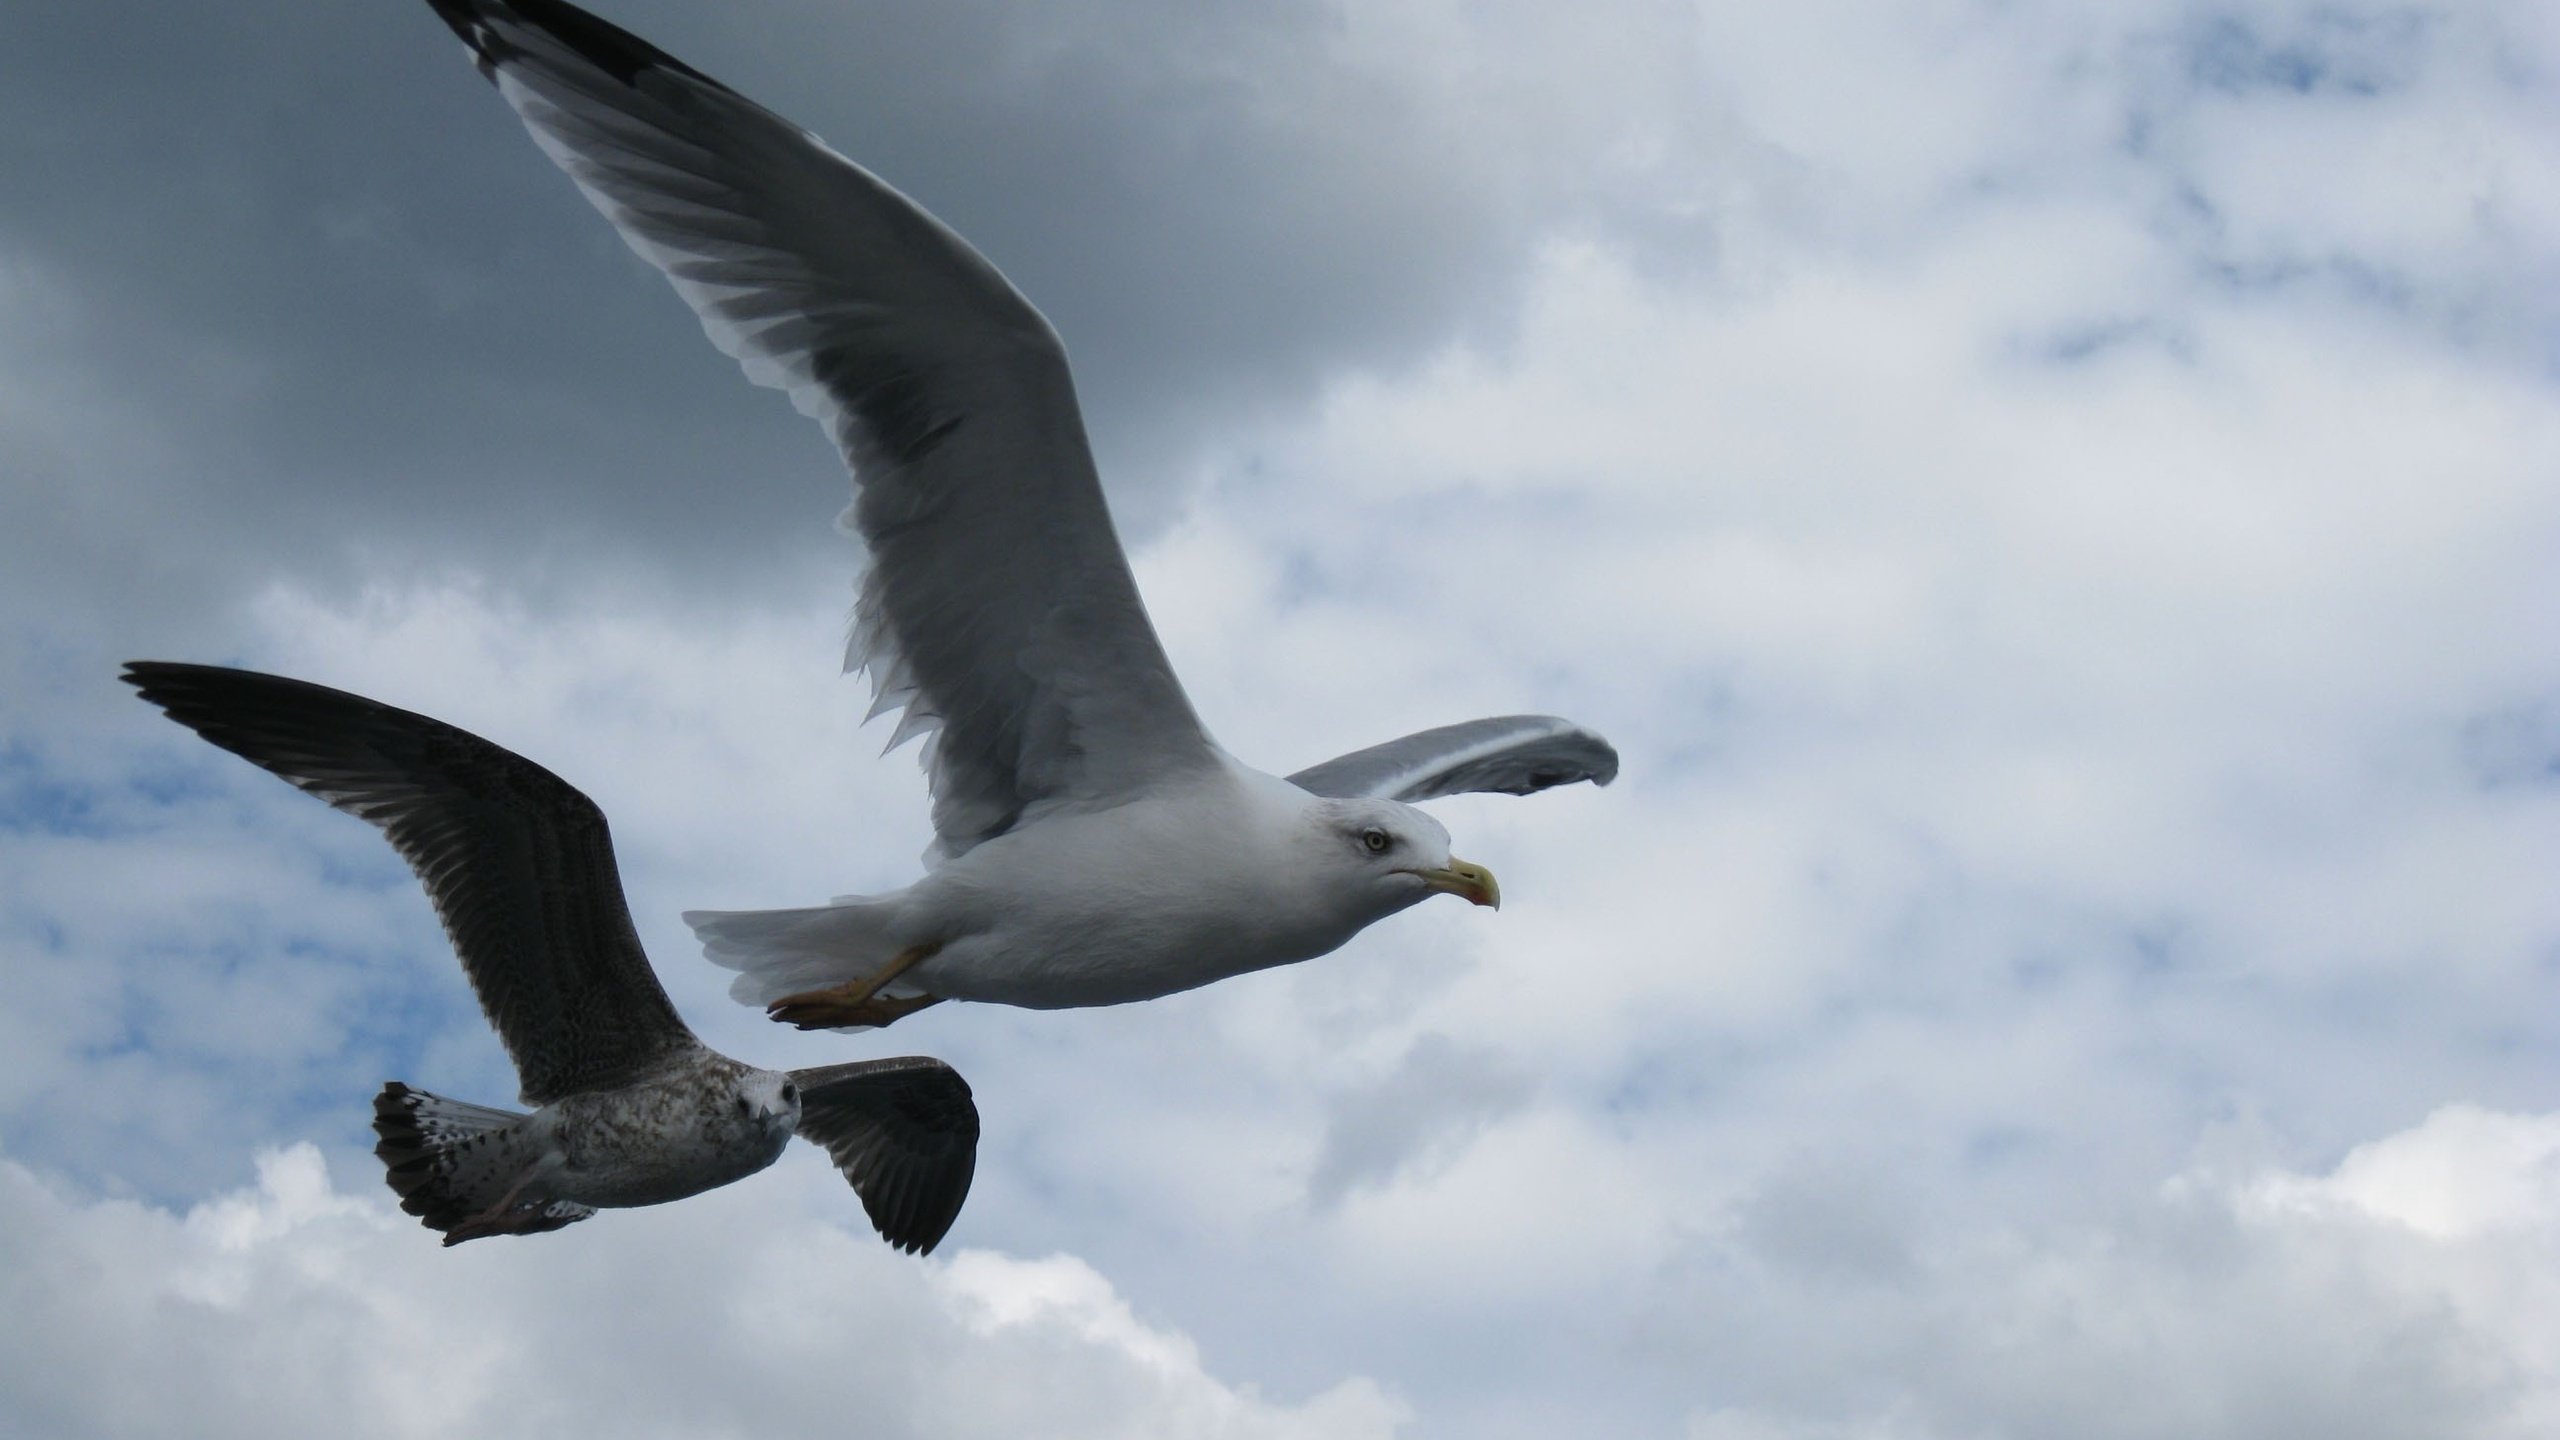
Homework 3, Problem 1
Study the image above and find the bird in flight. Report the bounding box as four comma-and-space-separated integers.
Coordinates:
419, 0, 1620, 1031
126, 662, 979, 1252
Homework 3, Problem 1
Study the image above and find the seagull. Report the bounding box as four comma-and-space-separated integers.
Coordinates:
124, 662, 979, 1252
420, 0, 1619, 1031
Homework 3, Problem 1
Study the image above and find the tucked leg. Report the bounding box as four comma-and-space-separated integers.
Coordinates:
442, 1163, 577, 1245
774, 992, 944, 1031
767, 943, 943, 1029
771, 990, 945, 1031
442, 1201, 588, 1245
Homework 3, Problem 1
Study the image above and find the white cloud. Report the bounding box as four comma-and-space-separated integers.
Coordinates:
2252, 1104, 2560, 1240
0, 1143, 1405, 1440
1662, 1106, 2560, 1439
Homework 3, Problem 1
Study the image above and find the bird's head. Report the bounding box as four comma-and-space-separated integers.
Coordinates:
732, 1070, 802, 1136
1315, 798, 1501, 915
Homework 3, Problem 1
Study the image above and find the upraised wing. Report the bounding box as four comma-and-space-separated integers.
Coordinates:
790, 1056, 980, 1254
421, 0, 1220, 860
123, 662, 699, 1106
1286, 715, 1620, 803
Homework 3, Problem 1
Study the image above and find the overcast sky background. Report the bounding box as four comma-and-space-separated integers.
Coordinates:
5, 1, 2559, 1436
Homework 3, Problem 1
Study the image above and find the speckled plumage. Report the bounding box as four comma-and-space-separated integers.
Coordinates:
371, 1061, 798, 1241
552, 1053, 789, 1206
127, 662, 978, 1253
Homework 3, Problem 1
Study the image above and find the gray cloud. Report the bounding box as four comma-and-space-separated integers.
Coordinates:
1308, 1033, 1537, 1208
0, 0, 1730, 641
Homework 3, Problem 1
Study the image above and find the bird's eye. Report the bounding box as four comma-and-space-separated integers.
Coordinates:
1361, 827, 1392, 854
780, 1083, 797, 1103
735, 1095, 752, 1117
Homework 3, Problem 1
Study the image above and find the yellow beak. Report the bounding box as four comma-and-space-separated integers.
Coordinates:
1412, 858, 1501, 910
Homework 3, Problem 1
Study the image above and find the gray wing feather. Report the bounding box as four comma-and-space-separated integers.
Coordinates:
124, 661, 698, 1105
423, 0, 1219, 860
1287, 715, 1621, 803
790, 1056, 979, 1254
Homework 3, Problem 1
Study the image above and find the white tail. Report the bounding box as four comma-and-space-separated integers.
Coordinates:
684, 900, 911, 1008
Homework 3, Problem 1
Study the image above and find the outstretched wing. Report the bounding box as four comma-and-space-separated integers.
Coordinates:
790, 1056, 980, 1254
421, 0, 1220, 861
1286, 715, 1620, 803
124, 662, 698, 1105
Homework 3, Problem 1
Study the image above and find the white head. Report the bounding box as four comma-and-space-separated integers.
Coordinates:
730, 1069, 802, 1140
1306, 796, 1502, 919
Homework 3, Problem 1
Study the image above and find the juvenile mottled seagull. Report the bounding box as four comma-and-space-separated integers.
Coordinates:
125, 662, 979, 1253
422, 0, 1620, 1031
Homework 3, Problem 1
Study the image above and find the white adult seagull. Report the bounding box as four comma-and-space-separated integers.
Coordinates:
422, 0, 1619, 1030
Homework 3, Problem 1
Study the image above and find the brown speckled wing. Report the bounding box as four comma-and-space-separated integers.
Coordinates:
124, 661, 696, 1104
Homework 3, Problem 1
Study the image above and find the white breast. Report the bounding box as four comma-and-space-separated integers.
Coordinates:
909, 763, 1377, 1007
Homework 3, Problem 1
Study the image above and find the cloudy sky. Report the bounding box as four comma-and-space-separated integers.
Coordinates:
6, 0, 2559, 1435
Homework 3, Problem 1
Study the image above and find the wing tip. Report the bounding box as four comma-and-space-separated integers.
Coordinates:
119, 660, 280, 732
793, 1057, 980, 1254
1576, 732, 1622, 790
420, 0, 740, 96
119, 657, 195, 695
419, 0, 509, 82
1534, 716, 1620, 790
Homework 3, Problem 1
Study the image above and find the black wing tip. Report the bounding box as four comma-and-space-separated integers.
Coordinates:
421, 0, 739, 97
794, 1057, 981, 1254
123, 658, 279, 693
120, 661, 369, 734
1523, 717, 1620, 791
1566, 736, 1621, 791
120, 657, 210, 697
419, 0, 511, 83
120, 660, 174, 711
877, 1143, 977, 1255
121, 660, 285, 730
892, 1164, 976, 1255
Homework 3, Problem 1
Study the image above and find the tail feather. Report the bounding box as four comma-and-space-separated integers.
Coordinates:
684, 901, 914, 1009
371, 1082, 592, 1244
